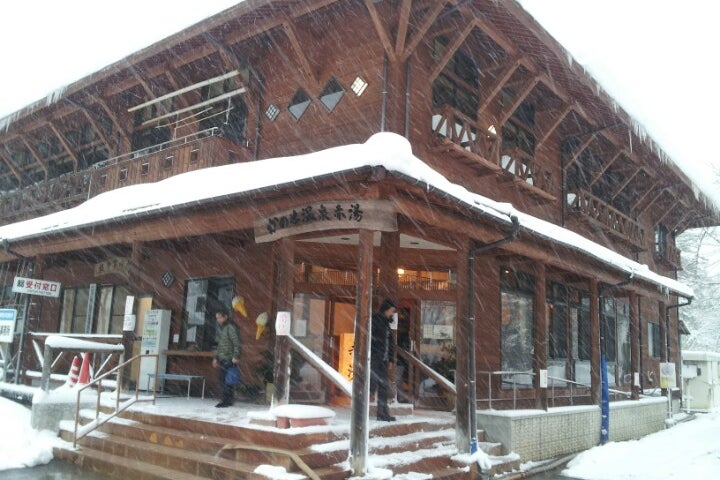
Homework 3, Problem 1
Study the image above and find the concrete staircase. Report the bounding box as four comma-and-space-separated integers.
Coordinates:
54, 408, 520, 479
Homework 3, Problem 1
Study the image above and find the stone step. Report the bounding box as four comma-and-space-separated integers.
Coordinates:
77, 430, 258, 478
476, 441, 504, 456
53, 446, 205, 480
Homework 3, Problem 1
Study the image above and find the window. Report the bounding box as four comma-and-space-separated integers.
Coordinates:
500, 268, 535, 388
60, 284, 128, 334
131, 103, 171, 153
199, 80, 248, 144
288, 89, 311, 121
548, 284, 568, 360
654, 224, 668, 257
648, 322, 661, 358
59, 286, 91, 333
96, 285, 129, 335
318, 77, 345, 112
572, 291, 592, 385
183, 276, 234, 351
432, 37, 479, 119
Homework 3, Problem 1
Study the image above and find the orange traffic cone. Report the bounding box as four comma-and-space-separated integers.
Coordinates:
77, 352, 92, 385
65, 355, 81, 387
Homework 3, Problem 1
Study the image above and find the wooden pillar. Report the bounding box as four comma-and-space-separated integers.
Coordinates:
533, 262, 547, 410
454, 237, 471, 452
590, 279, 601, 405
272, 238, 295, 406
124, 242, 144, 368
629, 291, 640, 400
379, 231, 400, 401
350, 229, 374, 475
384, 58, 406, 135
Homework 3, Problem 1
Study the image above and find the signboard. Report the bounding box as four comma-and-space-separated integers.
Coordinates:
660, 362, 677, 389
389, 312, 399, 330
275, 311, 291, 336
0, 309, 17, 343
123, 314, 136, 332
12, 276, 61, 298
94, 257, 131, 277
539, 369, 548, 389
254, 200, 397, 243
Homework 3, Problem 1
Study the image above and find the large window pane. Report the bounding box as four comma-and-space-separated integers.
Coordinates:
501, 291, 534, 388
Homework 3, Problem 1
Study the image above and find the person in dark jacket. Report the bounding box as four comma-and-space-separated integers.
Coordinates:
371, 298, 397, 421
212, 308, 241, 407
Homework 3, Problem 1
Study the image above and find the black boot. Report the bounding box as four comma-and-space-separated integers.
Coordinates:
376, 405, 396, 422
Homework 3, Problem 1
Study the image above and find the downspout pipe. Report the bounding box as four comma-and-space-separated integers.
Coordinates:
381, 53, 388, 132
666, 296, 692, 368
466, 215, 520, 453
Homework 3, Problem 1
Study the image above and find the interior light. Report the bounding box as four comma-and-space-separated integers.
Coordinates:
397, 268, 405, 275
265, 104, 280, 121
487, 124, 497, 135
350, 76, 368, 96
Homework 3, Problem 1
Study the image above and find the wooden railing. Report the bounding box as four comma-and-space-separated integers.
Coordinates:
431, 105, 556, 200
567, 189, 645, 249
500, 148, 557, 200
0, 129, 250, 223
431, 105, 499, 165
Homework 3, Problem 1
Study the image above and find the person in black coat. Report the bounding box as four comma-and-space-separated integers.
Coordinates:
371, 298, 397, 421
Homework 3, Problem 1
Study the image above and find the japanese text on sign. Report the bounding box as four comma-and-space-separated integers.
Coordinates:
12, 276, 61, 298
254, 200, 397, 243
266, 203, 364, 235
0, 309, 17, 343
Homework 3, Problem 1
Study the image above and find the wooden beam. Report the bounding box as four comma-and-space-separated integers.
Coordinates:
499, 76, 540, 125
47, 121, 79, 171
0, 149, 23, 184
74, 105, 115, 157
610, 167, 641, 201
89, 94, 129, 144
16, 135, 49, 177
394, 0, 413, 57
128, 66, 168, 114
536, 103, 573, 149
429, 19, 475, 82
639, 188, 670, 215
669, 209, 692, 233
656, 200, 682, 225
364, 0, 396, 61
401, 0, 447, 62
476, 55, 521, 118
282, 20, 320, 89
589, 149, 624, 186
631, 181, 662, 212
564, 133, 597, 170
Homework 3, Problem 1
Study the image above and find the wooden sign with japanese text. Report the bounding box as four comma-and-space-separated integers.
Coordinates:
254, 200, 397, 243
12, 276, 61, 298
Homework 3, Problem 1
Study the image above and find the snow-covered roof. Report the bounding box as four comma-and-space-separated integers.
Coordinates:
0, 133, 692, 298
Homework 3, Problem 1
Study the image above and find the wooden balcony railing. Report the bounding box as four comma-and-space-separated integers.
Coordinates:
499, 148, 557, 201
567, 189, 645, 249
0, 129, 250, 223
431, 105, 556, 201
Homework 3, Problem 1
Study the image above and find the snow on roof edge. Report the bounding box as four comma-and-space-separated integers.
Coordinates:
0, 132, 692, 297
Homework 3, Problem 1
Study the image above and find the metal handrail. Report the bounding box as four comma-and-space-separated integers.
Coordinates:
73, 353, 158, 447
478, 370, 536, 409
396, 348, 456, 397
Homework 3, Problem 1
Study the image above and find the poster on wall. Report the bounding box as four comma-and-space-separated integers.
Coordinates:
0, 309, 17, 343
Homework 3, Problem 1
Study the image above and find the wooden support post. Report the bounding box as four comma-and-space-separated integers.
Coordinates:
350, 229, 374, 475
454, 237, 471, 452
272, 238, 295, 406
590, 279, 601, 405
630, 291, 640, 400
533, 262, 548, 410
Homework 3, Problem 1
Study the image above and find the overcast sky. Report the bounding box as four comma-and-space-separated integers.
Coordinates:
0, 1, 718, 196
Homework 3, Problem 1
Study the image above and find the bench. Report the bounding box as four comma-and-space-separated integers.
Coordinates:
146, 373, 205, 399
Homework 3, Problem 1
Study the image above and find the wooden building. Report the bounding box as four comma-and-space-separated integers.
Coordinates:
0, 0, 717, 468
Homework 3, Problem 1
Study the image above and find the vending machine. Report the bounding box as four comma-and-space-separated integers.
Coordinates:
139, 309, 171, 391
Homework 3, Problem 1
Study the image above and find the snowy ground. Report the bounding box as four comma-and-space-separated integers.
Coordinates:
1, 390, 719, 479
